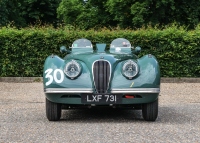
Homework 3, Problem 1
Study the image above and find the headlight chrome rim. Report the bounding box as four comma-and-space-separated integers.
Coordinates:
64, 60, 81, 79
122, 60, 139, 79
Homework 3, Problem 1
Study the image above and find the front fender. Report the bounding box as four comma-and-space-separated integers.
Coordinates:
110, 54, 160, 89
43, 55, 93, 89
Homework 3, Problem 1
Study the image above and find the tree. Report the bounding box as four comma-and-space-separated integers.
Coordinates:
0, 0, 26, 27
105, 0, 133, 28
2, 0, 200, 28
106, 0, 200, 28
57, 0, 200, 29
0, 0, 61, 27
173, 0, 200, 28
20, 0, 61, 26
0, 0, 9, 26
130, 0, 176, 27
57, 0, 111, 29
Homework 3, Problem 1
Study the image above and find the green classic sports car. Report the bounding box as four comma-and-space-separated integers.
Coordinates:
43, 38, 160, 121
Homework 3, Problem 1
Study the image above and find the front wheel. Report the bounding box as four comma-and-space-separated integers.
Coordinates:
142, 98, 158, 121
46, 98, 61, 121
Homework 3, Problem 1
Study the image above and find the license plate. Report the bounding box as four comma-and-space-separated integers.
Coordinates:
81, 94, 122, 104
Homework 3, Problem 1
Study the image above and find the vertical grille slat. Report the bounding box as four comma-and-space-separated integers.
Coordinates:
99, 61, 103, 93
103, 62, 107, 91
93, 60, 110, 93
94, 62, 99, 90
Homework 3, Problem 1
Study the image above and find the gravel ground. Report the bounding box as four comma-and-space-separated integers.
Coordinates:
0, 82, 200, 143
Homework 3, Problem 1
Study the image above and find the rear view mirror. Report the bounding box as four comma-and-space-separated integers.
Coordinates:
60, 46, 70, 54
132, 46, 141, 54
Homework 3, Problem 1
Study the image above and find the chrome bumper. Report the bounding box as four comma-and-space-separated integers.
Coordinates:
110, 88, 160, 94
44, 88, 160, 94
44, 88, 93, 93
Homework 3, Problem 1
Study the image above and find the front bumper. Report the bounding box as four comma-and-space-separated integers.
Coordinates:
111, 88, 160, 93
44, 88, 160, 105
44, 88, 160, 94
44, 88, 93, 93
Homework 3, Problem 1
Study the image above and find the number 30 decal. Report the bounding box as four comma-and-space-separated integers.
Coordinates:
45, 69, 64, 86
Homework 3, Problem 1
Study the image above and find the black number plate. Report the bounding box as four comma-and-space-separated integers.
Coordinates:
81, 94, 122, 104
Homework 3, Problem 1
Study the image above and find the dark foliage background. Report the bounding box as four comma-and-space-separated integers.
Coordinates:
1, 0, 200, 29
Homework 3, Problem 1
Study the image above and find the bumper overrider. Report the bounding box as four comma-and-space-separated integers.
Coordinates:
44, 88, 160, 105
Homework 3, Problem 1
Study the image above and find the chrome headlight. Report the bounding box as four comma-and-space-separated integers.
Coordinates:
64, 60, 81, 79
122, 60, 139, 79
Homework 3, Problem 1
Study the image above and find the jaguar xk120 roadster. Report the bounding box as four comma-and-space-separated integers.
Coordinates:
43, 38, 160, 121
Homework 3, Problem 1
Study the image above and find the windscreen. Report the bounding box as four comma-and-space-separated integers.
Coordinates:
72, 38, 93, 48
110, 38, 131, 48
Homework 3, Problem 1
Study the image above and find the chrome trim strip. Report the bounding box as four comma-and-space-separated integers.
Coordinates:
111, 88, 160, 93
92, 60, 111, 93
44, 88, 93, 93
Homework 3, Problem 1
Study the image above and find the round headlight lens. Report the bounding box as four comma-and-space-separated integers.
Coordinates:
122, 60, 139, 79
64, 60, 81, 79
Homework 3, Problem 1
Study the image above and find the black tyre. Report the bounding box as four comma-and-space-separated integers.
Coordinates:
46, 98, 61, 121
142, 98, 158, 121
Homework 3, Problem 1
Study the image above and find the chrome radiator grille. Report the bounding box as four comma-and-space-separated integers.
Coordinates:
93, 60, 111, 93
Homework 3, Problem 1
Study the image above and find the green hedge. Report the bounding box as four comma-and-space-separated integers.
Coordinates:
0, 26, 200, 77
